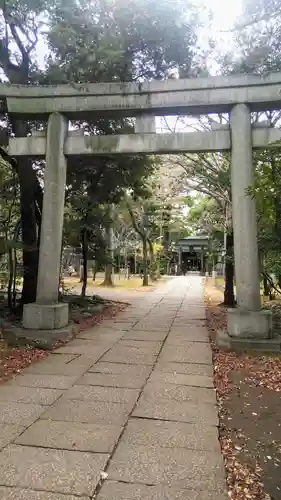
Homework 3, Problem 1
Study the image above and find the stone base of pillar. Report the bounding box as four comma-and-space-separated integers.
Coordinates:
227, 308, 272, 339
2, 323, 74, 350
216, 329, 281, 352
216, 307, 280, 352
23, 303, 69, 330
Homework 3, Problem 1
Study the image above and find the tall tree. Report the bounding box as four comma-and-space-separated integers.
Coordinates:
0, 0, 50, 303
164, 145, 235, 306
0, 0, 202, 304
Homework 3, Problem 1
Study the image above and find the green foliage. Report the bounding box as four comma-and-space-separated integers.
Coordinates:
46, 0, 199, 83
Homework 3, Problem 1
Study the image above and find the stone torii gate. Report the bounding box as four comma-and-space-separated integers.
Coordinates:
5, 72, 281, 346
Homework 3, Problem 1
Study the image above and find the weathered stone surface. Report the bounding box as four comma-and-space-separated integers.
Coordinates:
142, 382, 216, 405
65, 384, 139, 405
23, 355, 92, 376
96, 321, 132, 331
102, 345, 157, 365
159, 344, 212, 365
155, 362, 213, 376
76, 329, 124, 341
118, 330, 168, 341
133, 398, 218, 426
96, 481, 227, 500
16, 419, 121, 452
101, 346, 157, 365
121, 419, 220, 451
0, 386, 64, 406
5, 325, 75, 349
6, 374, 78, 389
0, 402, 46, 426
108, 443, 226, 490
42, 399, 131, 425
78, 371, 150, 389
167, 328, 209, 343
0, 445, 108, 496
0, 275, 224, 500
55, 343, 107, 359
0, 424, 25, 449
117, 340, 162, 352
0, 488, 89, 500
227, 308, 272, 339
132, 324, 170, 332
89, 362, 151, 377
148, 371, 214, 388
23, 303, 69, 330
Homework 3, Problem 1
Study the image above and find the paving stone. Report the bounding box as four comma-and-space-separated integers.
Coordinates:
159, 344, 212, 365
59, 338, 111, 348
108, 443, 226, 490
121, 419, 220, 451
0, 424, 25, 449
65, 384, 139, 405
6, 374, 78, 390
173, 319, 206, 327
42, 399, 131, 425
142, 382, 216, 405
54, 344, 107, 359
0, 488, 89, 500
76, 329, 124, 341
89, 362, 151, 377
148, 371, 214, 388
23, 356, 93, 376
78, 371, 149, 389
117, 340, 163, 351
101, 347, 157, 365
132, 324, 170, 332
121, 330, 168, 341
167, 329, 209, 343
16, 419, 122, 453
107, 345, 159, 356
0, 402, 46, 426
133, 397, 218, 426
0, 386, 64, 406
96, 481, 227, 500
97, 322, 132, 331
155, 362, 213, 376
0, 445, 108, 496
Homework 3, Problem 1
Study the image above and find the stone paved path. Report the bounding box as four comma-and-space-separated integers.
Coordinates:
0, 276, 227, 500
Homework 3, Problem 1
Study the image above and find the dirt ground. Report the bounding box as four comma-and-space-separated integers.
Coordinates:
205, 280, 281, 500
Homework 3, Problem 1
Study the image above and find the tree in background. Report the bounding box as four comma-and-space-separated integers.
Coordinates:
164, 139, 235, 306
0, 0, 202, 306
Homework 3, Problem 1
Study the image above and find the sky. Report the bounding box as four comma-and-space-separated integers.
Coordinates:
196, 0, 243, 74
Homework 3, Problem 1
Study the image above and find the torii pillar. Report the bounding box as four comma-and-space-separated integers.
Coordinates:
23, 113, 69, 330
225, 104, 272, 341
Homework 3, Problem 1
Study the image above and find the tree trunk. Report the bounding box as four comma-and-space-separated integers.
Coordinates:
12, 247, 17, 308
11, 121, 43, 304
224, 231, 235, 307
263, 274, 271, 297
270, 152, 281, 287
92, 261, 97, 281
148, 238, 157, 281
102, 207, 114, 287
142, 237, 149, 286
7, 247, 13, 311
81, 229, 88, 297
